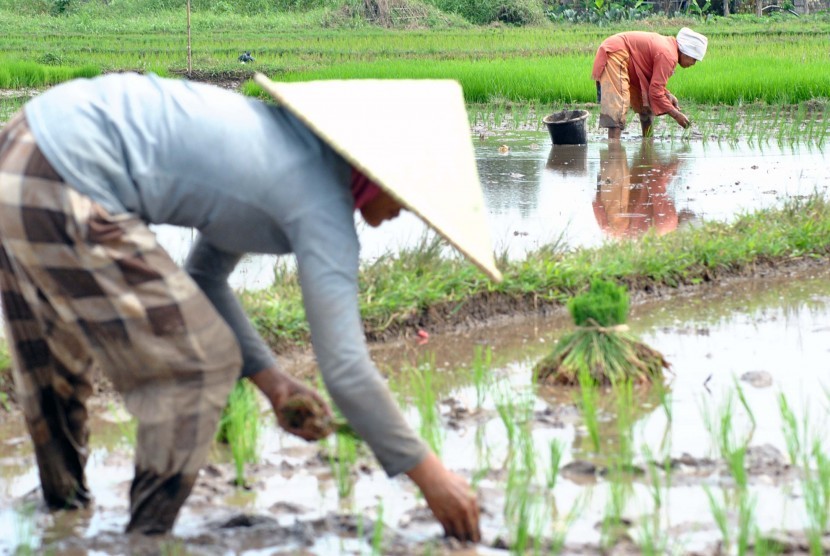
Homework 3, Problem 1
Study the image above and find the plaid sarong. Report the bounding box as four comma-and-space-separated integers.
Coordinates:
0, 111, 242, 534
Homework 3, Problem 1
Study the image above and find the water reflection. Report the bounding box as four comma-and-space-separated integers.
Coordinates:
546, 144, 589, 178
593, 142, 691, 239
60, 135, 830, 292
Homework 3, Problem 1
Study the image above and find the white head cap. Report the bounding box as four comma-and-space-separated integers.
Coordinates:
676, 27, 708, 61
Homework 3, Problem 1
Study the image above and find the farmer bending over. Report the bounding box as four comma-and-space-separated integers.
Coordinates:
0, 72, 501, 540
592, 27, 708, 140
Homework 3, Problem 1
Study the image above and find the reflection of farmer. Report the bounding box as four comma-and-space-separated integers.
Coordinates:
593, 142, 685, 238
592, 27, 708, 140
0, 72, 498, 540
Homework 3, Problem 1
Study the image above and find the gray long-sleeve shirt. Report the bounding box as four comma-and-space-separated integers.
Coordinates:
24, 72, 427, 476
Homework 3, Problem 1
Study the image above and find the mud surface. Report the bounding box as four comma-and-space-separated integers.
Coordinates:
3, 264, 830, 554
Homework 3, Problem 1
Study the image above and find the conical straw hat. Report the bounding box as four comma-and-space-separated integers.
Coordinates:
254, 73, 503, 283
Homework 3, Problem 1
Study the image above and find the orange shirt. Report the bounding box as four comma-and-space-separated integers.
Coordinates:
591, 31, 679, 116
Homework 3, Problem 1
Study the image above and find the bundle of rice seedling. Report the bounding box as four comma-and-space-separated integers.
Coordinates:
535, 279, 670, 386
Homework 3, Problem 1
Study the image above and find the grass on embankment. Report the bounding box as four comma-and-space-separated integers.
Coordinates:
1, 195, 829, 400
240, 194, 830, 350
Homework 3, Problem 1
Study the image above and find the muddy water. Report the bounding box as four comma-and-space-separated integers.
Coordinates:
2, 264, 830, 554
152, 134, 830, 290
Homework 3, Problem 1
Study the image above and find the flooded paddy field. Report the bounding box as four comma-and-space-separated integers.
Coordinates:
1, 103, 829, 554
151, 126, 830, 291
2, 257, 830, 554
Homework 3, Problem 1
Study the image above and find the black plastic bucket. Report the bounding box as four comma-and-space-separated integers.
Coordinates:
543, 110, 589, 146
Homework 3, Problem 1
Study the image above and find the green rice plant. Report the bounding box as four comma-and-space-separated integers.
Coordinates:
495, 386, 518, 447
778, 392, 805, 465
472, 423, 491, 487
371, 500, 384, 555
577, 369, 601, 453
733, 378, 756, 429
470, 345, 492, 408
159, 539, 186, 556
655, 380, 672, 425
546, 439, 564, 489
611, 378, 636, 466
409, 356, 443, 456
568, 279, 629, 327
636, 514, 666, 556
216, 379, 260, 487
108, 402, 137, 449
702, 390, 753, 483
507, 485, 532, 554
328, 430, 359, 500
550, 493, 588, 555
13, 502, 37, 556
752, 534, 785, 556
535, 280, 669, 386
736, 491, 756, 556
704, 486, 731, 551
802, 439, 830, 556
600, 474, 633, 549
600, 381, 638, 547
504, 452, 535, 554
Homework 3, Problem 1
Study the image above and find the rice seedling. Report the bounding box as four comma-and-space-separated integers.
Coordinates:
546, 439, 564, 489
495, 386, 519, 447
13, 502, 37, 556
704, 486, 731, 552
473, 423, 492, 486
409, 355, 443, 455
470, 345, 492, 409
371, 500, 385, 555
216, 379, 260, 487
535, 279, 670, 386
328, 430, 360, 500
802, 439, 830, 556
636, 511, 667, 556
779, 391, 806, 466
107, 402, 137, 449
160, 539, 186, 556
577, 370, 601, 453
600, 474, 633, 549
550, 492, 588, 555
736, 491, 757, 556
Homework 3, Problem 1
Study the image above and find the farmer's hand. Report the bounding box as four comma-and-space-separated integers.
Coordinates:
671, 110, 690, 128
250, 366, 333, 441
667, 92, 680, 109
407, 452, 481, 543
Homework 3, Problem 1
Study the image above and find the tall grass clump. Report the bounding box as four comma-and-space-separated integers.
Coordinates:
535, 279, 669, 386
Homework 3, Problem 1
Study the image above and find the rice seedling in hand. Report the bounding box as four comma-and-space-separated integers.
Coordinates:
535, 279, 670, 386
278, 393, 358, 440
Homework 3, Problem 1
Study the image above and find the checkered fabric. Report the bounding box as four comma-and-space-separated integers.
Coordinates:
0, 112, 242, 534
